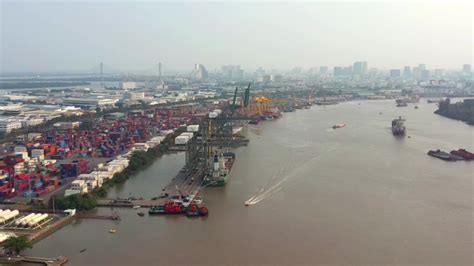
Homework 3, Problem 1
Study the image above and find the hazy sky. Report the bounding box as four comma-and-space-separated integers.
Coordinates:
1, 1, 472, 73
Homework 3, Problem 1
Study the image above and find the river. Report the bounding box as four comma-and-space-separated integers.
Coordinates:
25, 99, 473, 265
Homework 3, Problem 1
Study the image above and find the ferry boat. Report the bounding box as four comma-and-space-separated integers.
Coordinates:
391, 116, 406, 135
202, 152, 235, 186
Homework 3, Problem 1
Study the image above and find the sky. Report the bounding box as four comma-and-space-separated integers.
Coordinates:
0, 0, 472, 73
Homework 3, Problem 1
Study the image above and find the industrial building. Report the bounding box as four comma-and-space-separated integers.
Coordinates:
0, 118, 22, 133
62, 97, 118, 108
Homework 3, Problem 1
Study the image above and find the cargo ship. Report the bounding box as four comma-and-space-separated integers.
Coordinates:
202, 152, 235, 186
427, 149, 464, 161
450, 149, 474, 160
391, 116, 406, 135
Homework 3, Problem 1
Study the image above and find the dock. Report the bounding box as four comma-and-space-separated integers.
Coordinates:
97, 165, 205, 208
0, 255, 68, 266
76, 213, 120, 220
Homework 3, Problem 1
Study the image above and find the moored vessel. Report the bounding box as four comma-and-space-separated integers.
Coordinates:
202, 151, 235, 186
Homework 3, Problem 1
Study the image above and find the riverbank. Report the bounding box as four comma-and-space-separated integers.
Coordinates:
49, 128, 186, 210
434, 98, 474, 125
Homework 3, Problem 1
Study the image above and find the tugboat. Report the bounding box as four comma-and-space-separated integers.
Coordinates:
199, 206, 209, 216
391, 116, 406, 135
186, 202, 200, 217
137, 212, 145, 217
148, 201, 184, 215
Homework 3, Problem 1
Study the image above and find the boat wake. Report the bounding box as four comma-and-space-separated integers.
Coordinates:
245, 145, 340, 207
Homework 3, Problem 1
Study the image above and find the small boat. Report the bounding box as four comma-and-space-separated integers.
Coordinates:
132, 205, 141, 209
80, 249, 87, 253
137, 212, 145, 216
244, 201, 250, 206
109, 229, 116, 233
332, 123, 346, 129
199, 206, 209, 216
414, 106, 419, 109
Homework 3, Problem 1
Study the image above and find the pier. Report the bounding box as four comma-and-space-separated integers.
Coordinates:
97, 165, 205, 208
76, 213, 120, 220
0, 255, 68, 266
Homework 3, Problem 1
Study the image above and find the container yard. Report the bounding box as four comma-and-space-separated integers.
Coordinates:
0, 104, 213, 202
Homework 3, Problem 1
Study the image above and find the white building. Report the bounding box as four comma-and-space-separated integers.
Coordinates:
191, 64, 208, 80
121, 81, 137, 90
62, 98, 117, 108
0, 118, 22, 133
124, 91, 145, 101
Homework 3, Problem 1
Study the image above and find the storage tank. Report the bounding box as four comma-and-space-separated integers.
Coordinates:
15, 213, 36, 226
21, 213, 41, 227
0, 210, 19, 223
27, 213, 48, 228
187, 125, 199, 132
209, 112, 218, 118
0, 234, 11, 243
0, 210, 11, 219
175, 136, 190, 145
180, 132, 194, 138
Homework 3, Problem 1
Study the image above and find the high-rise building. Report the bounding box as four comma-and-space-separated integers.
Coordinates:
334, 67, 343, 76
463, 64, 471, 74
390, 69, 401, 78
121, 81, 137, 90
319, 66, 328, 74
434, 69, 444, 77
403, 66, 411, 78
191, 64, 208, 80
362, 61, 368, 75
412, 67, 420, 80
421, 70, 430, 80
418, 64, 426, 71
221, 65, 244, 80
353, 61, 363, 75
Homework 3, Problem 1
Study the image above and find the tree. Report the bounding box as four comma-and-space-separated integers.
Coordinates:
3, 236, 33, 255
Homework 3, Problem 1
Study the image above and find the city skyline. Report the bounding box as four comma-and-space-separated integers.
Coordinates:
1, 1, 472, 73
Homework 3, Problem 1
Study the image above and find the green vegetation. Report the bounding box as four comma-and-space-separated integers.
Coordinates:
435, 98, 474, 125
48, 194, 97, 211
2, 236, 33, 255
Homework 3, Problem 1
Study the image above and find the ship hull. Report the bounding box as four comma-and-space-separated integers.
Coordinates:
203, 155, 235, 187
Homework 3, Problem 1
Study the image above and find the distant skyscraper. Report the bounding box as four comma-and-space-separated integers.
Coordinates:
362, 61, 368, 75
334, 67, 343, 76
390, 69, 401, 78
158, 62, 162, 82
418, 64, 426, 71
412, 67, 420, 80
222, 65, 244, 80
463, 64, 471, 74
353, 61, 363, 75
421, 70, 430, 80
191, 64, 208, 80
434, 69, 444, 77
403, 66, 411, 78
319, 66, 328, 74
